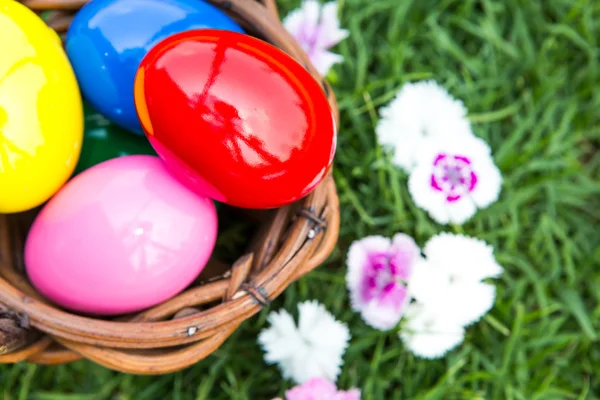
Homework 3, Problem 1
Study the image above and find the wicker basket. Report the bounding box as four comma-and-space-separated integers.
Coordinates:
0, 0, 340, 374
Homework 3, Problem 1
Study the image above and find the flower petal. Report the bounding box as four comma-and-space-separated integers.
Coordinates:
283, 0, 323, 60
258, 310, 302, 355
310, 50, 344, 75
410, 271, 497, 327
444, 195, 478, 225
290, 345, 345, 384
297, 301, 350, 383
315, 2, 349, 49
375, 80, 472, 172
283, 0, 321, 35
359, 283, 409, 330
336, 389, 361, 400
408, 258, 447, 305
390, 233, 421, 280
446, 281, 497, 326
469, 156, 502, 209
285, 377, 338, 399
399, 303, 465, 359
284, 377, 361, 400
408, 157, 454, 224
259, 301, 350, 385
346, 235, 392, 292
258, 309, 306, 371
288, 354, 326, 384
282, 7, 307, 38
423, 232, 503, 281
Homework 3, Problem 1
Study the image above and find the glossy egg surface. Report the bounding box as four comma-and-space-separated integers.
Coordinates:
25, 155, 218, 316
0, 1, 83, 214
65, 0, 244, 134
135, 30, 337, 209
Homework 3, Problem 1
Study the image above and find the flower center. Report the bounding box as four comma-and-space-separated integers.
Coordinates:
446, 167, 462, 185
374, 267, 393, 289
430, 154, 478, 202
361, 252, 402, 302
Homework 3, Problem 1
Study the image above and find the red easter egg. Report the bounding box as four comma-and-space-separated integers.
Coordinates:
134, 29, 336, 209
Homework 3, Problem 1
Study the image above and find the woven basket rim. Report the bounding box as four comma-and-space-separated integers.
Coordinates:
0, 183, 339, 344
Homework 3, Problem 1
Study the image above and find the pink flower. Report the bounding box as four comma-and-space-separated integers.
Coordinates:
408, 135, 502, 225
273, 377, 361, 400
283, 0, 349, 75
346, 234, 422, 330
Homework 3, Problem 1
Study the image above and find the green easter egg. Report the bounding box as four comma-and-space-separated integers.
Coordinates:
74, 103, 156, 175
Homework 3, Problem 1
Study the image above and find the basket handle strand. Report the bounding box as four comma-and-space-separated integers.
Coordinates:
257, 0, 280, 19
20, 0, 280, 16
20, 0, 274, 12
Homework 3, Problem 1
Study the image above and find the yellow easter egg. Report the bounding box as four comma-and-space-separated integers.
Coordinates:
0, 0, 83, 213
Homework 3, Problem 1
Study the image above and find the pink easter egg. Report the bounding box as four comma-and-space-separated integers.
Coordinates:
24, 155, 218, 316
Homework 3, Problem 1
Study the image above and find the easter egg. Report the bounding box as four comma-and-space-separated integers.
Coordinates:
134, 30, 337, 209
65, 0, 244, 135
24, 155, 218, 316
0, 1, 83, 214
74, 102, 156, 175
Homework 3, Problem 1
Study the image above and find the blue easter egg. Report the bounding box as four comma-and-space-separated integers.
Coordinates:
65, 0, 244, 134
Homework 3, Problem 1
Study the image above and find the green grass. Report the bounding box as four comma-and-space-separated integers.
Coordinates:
2, 0, 600, 398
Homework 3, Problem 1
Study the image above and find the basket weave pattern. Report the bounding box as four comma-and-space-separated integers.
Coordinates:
0, 0, 340, 374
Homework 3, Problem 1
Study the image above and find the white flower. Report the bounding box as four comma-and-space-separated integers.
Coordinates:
258, 300, 351, 384
376, 80, 472, 172
283, 0, 349, 75
346, 234, 422, 331
399, 302, 465, 359
409, 233, 503, 327
408, 134, 502, 225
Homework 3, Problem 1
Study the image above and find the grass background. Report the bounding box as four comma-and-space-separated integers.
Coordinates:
2, 0, 600, 398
